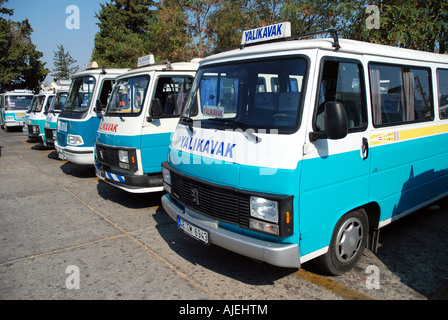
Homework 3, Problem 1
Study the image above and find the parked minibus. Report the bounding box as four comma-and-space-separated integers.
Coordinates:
26, 90, 55, 142
22, 95, 37, 137
160, 23, 448, 275
94, 55, 200, 193
55, 63, 128, 165
44, 88, 69, 148
0, 89, 34, 131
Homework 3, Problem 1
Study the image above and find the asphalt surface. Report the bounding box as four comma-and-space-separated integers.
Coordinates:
1, 127, 447, 305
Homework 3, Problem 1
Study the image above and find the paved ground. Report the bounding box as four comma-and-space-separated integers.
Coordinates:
1, 127, 447, 306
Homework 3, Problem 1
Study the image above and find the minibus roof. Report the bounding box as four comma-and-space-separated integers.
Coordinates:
201, 38, 448, 66
71, 68, 129, 79
115, 60, 201, 79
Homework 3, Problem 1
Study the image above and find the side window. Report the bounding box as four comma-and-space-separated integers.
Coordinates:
99, 80, 114, 108
154, 76, 193, 117
314, 59, 367, 132
369, 63, 433, 126
437, 69, 448, 119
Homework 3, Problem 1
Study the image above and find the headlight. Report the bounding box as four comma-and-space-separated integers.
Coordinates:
162, 166, 171, 185
118, 150, 129, 163
250, 196, 278, 223
67, 134, 84, 146
162, 166, 171, 193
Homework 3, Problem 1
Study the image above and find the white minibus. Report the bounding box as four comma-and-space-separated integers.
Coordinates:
94, 55, 199, 193
161, 23, 448, 275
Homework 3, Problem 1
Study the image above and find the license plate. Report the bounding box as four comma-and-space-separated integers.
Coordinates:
177, 217, 209, 244
95, 166, 105, 179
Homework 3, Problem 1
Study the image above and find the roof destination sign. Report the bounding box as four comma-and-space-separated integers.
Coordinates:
241, 22, 291, 45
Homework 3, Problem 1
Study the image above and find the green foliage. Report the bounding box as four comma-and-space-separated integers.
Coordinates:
89, 0, 447, 67
91, 0, 156, 68
148, 0, 193, 62
0, 0, 49, 92
51, 45, 79, 81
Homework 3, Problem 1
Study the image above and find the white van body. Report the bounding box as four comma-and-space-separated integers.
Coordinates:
55, 67, 128, 165
160, 27, 448, 275
0, 90, 34, 131
95, 58, 199, 193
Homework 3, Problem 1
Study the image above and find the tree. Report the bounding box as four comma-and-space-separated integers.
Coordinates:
148, 0, 193, 62
359, 0, 448, 53
206, 0, 284, 52
91, 0, 156, 68
0, 0, 49, 92
51, 45, 79, 81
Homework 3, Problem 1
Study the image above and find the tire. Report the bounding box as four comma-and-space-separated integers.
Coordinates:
316, 209, 368, 276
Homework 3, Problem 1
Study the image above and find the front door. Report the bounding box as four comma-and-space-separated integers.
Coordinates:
299, 55, 371, 258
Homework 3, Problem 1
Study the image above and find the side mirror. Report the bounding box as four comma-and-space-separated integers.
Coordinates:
310, 101, 348, 141
94, 100, 103, 113
147, 98, 163, 122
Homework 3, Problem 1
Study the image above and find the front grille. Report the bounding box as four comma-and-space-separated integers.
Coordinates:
44, 128, 54, 142
171, 171, 250, 228
96, 143, 138, 172
96, 144, 119, 167
57, 132, 66, 146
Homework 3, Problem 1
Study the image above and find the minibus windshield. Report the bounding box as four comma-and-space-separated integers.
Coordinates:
181, 57, 307, 133
5, 95, 33, 110
48, 92, 68, 114
35, 95, 53, 113
106, 75, 149, 116
63, 76, 95, 113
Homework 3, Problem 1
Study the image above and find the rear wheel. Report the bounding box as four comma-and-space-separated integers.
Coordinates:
316, 209, 368, 275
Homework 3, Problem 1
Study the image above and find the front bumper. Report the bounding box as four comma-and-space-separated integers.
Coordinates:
5, 120, 23, 127
95, 162, 164, 193
161, 194, 301, 268
56, 145, 94, 165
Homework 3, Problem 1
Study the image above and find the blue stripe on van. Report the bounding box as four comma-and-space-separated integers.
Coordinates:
96, 131, 173, 174
169, 129, 448, 258
57, 117, 101, 148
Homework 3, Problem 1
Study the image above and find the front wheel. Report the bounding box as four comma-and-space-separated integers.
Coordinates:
316, 209, 368, 275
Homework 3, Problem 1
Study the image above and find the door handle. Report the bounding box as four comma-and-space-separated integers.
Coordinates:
362, 137, 369, 160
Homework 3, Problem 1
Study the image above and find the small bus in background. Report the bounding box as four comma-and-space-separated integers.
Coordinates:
55, 63, 128, 165
94, 55, 200, 193
26, 90, 55, 142
44, 87, 70, 148
0, 89, 34, 131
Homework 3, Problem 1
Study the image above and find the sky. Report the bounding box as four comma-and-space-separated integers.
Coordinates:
7, 0, 104, 84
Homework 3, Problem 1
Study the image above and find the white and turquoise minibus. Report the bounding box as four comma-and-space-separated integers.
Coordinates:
26, 90, 55, 142
94, 55, 199, 193
55, 63, 128, 165
161, 23, 448, 275
0, 89, 34, 131
44, 87, 69, 148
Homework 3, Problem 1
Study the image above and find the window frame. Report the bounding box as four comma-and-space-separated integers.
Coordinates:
368, 62, 434, 128
312, 56, 368, 134
436, 68, 448, 120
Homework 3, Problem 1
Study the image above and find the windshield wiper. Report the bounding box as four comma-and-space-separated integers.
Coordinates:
181, 116, 195, 134
207, 118, 262, 143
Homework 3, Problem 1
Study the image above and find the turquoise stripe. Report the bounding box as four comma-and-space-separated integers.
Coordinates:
370, 132, 448, 222
58, 117, 101, 148
168, 147, 301, 245
96, 131, 173, 174
168, 130, 448, 258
